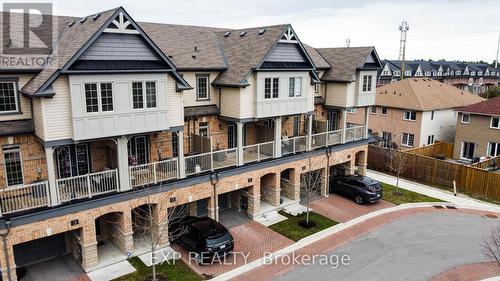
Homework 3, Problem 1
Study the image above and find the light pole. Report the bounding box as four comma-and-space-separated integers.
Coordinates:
210, 172, 220, 221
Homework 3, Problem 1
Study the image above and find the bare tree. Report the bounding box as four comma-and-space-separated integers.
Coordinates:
382, 118, 410, 194
131, 187, 187, 281
300, 157, 323, 226
482, 225, 500, 267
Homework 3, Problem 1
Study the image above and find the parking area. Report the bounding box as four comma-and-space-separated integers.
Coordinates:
310, 194, 395, 222
173, 219, 293, 277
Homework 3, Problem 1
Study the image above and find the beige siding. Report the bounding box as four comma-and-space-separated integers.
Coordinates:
220, 87, 243, 119
167, 75, 184, 127
325, 83, 349, 107
32, 98, 45, 139
0, 74, 34, 122
43, 76, 73, 140
181, 72, 220, 107
241, 74, 256, 118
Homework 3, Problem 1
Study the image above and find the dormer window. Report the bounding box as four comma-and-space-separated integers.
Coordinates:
478, 71, 483, 76
0, 81, 19, 114
470, 71, 476, 76
288, 77, 302, 97
362, 75, 373, 92
196, 74, 210, 101
456, 71, 461, 75
404, 70, 411, 77
394, 71, 401, 76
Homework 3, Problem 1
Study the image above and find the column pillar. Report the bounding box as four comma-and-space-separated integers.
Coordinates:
117, 136, 131, 191
237, 122, 244, 166
321, 168, 329, 197
207, 196, 219, 221
246, 184, 261, 218
44, 147, 59, 206
274, 117, 282, 158
364, 107, 369, 139
341, 109, 347, 143
81, 220, 98, 271
177, 131, 186, 178
307, 114, 313, 151
290, 168, 301, 201
0, 237, 17, 281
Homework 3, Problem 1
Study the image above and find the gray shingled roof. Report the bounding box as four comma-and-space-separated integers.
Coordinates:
317, 47, 376, 82
303, 44, 330, 70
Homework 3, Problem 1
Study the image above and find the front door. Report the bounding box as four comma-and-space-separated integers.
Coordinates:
56, 144, 90, 178
128, 136, 149, 165
227, 124, 236, 148
461, 142, 475, 160
327, 111, 339, 131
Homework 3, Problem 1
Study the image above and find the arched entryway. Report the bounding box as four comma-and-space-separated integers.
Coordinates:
280, 168, 299, 202
355, 150, 367, 176
260, 173, 280, 207
94, 211, 131, 267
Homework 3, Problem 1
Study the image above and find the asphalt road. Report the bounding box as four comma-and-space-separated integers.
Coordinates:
276, 212, 500, 281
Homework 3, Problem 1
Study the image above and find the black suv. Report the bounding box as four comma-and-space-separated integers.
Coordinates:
329, 175, 383, 204
177, 216, 234, 264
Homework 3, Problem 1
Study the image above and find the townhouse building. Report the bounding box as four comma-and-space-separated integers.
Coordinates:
0, 7, 379, 280
454, 96, 500, 161
378, 60, 500, 95
348, 78, 484, 148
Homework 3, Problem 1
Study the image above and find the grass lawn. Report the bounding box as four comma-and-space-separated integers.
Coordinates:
382, 182, 444, 205
112, 257, 201, 281
269, 211, 339, 242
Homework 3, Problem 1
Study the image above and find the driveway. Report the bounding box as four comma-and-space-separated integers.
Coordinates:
310, 194, 394, 222
20, 254, 86, 281
275, 211, 499, 281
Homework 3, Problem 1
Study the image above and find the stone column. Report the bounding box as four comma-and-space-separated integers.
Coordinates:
358, 151, 368, 176
81, 220, 99, 271
44, 146, 59, 206
260, 174, 281, 206
117, 136, 131, 191
290, 168, 301, 201
0, 238, 17, 281
307, 114, 313, 151
274, 117, 282, 158
237, 122, 244, 166
321, 168, 329, 197
207, 196, 218, 221
364, 107, 369, 139
341, 109, 347, 143
246, 184, 261, 218
177, 131, 186, 178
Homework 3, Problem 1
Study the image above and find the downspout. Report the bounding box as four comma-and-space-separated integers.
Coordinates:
326, 146, 333, 194
0, 220, 12, 281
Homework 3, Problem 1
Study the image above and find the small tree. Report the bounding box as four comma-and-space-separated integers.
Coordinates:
299, 157, 323, 227
382, 118, 410, 194
131, 188, 187, 281
482, 224, 500, 267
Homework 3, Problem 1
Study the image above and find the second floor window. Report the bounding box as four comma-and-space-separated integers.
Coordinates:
171, 132, 178, 157
402, 133, 415, 147
314, 83, 320, 93
461, 113, 470, 124
370, 106, 377, 114
199, 122, 209, 137
362, 75, 372, 92
132, 81, 157, 109
85, 83, 99, 113
3, 144, 23, 186
100, 83, 113, 112
288, 77, 302, 97
196, 75, 209, 100
346, 107, 356, 113
381, 107, 388, 115
0, 81, 19, 113
488, 142, 500, 157
264, 78, 279, 99
491, 117, 500, 129
403, 110, 417, 121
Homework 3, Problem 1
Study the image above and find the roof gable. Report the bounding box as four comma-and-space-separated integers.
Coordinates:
318, 47, 381, 82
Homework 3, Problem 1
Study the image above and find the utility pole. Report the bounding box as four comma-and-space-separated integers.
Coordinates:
345, 38, 350, 48
398, 21, 409, 79
495, 31, 499, 69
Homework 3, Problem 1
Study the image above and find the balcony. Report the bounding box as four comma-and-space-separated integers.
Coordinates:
129, 158, 178, 188
57, 169, 118, 203
0, 181, 49, 215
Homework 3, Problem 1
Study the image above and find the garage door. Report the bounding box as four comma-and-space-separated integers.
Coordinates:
13, 233, 67, 267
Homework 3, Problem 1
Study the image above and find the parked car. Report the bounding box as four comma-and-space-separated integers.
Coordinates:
329, 175, 383, 204
177, 216, 234, 264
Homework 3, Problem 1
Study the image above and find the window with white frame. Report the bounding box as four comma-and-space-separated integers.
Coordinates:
288, 77, 302, 97
401, 133, 415, 147
132, 81, 157, 109
370, 106, 377, 114
461, 113, 470, 124
85, 83, 99, 113
196, 75, 210, 100
272, 78, 279, 98
478, 71, 483, 76
346, 107, 356, 113
381, 70, 389, 75
456, 71, 461, 75
293, 115, 300, 136
491, 117, 500, 129
394, 71, 401, 76
404, 70, 411, 77
100, 83, 113, 112
488, 142, 500, 157
427, 135, 435, 145
314, 83, 320, 94
2, 145, 23, 186
264, 78, 279, 99
171, 132, 178, 157
199, 122, 209, 137
381, 107, 388, 115
424, 71, 431, 77
0, 81, 19, 113
403, 110, 417, 121
381, 131, 392, 148
362, 75, 373, 92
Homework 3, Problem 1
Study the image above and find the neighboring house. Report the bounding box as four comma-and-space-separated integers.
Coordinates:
0, 8, 379, 280
454, 96, 500, 160
378, 60, 500, 95
348, 78, 484, 148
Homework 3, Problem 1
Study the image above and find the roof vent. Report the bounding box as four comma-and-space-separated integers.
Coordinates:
194, 46, 198, 52
168, 55, 173, 58
240, 31, 246, 37
258, 29, 266, 35
192, 55, 196, 59
224, 32, 231, 37
80, 17, 87, 24
92, 13, 101, 20
67, 20, 75, 27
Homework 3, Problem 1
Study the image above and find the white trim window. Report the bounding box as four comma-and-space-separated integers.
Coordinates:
2, 145, 24, 186
84, 82, 114, 113
288, 77, 302, 97
346, 107, 356, 113
370, 106, 377, 114
199, 122, 209, 137
132, 81, 157, 109
403, 110, 417, 121
314, 83, 320, 94
0, 81, 19, 113
488, 142, 500, 157
362, 75, 373, 92
264, 78, 279, 99
461, 141, 475, 160
427, 135, 435, 145
461, 113, 470, 124
491, 117, 500, 129
381, 107, 388, 115
401, 133, 415, 147
196, 75, 210, 101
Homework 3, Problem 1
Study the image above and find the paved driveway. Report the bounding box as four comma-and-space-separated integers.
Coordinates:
276, 212, 499, 281
310, 195, 395, 222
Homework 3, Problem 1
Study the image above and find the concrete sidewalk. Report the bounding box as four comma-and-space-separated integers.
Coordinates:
367, 170, 500, 212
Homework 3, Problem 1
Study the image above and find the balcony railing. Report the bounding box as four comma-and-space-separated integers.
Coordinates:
345, 126, 365, 142
130, 158, 178, 188
243, 141, 274, 163
184, 148, 238, 176
282, 136, 307, 155
0, 181, 49, 215
57, 169, 118, 203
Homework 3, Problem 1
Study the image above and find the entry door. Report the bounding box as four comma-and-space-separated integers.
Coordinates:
227, 124, 236, 148
327, 111, 339, 131
56, 144, 90, 178
461, 142, 475, 160
128, 136, 149, 165
218, 193, 230, 210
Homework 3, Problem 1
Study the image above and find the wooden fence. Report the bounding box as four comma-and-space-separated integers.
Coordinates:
368, 145, 500, 200
471, 155, 500, 170
404, 141, 454, 158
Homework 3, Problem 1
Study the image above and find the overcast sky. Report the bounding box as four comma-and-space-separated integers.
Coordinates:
50, 0, 500, 62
